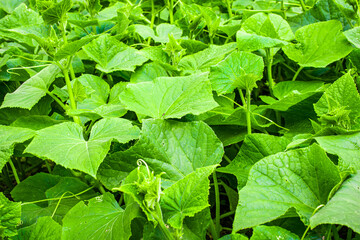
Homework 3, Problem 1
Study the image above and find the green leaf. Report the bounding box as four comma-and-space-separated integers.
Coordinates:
41, 0, 73, 25
219, 234, 248, 240
287, 0, 355, 32
182, 209, 212, 240
236, 13, 294, 51
97, 119, 224, 188
233, 144, 340, 231
217, 134, 289, 188
28, 216, 62, 240
11, 173, 61, 207
310, 171, 360, 234
10, 116, 65, 130
178, 43, 237, 73
250, 225, 300, 240
0, 64, 61, 110
344, 26, 360, 48
119, 73, 218, 119
82, 34, 148, 73
86, 0, 102, 17
210, 51, 264, 94
315, 132, 360, 171
62, 193, 137, 240
130, 62, 168, 83
314, 72, 360, 129
25, 118, 140, 177
0, 125, 35, 171
283, 20, 353, 68
134, 23, 183, 43
160, 165, 217, 229
0, 4, 44, 46
0, 192, 21, 238
261, 81, 325, 111
0, 0, 24, 13
54, 35, 98, 61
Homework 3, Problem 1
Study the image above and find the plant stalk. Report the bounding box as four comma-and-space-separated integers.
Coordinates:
213, 172, 221, 238
299, 0, 307, 11
8, 159, 20, 184
62, 67, 81, 125
226, 0, 233, 18
169, 0, 174, 24
246, 89, 252, 135
46, 90, 67, 111
265, 48, 274, 96
292, 66, 304, 81
347, 228, 353, 240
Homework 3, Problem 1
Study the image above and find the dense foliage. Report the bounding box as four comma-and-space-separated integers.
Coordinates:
0, 0, 360, 239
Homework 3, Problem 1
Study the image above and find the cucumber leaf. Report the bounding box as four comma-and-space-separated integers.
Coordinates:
210, 51, 264, 94
250, 225, 300, 240
233, 144, 340, 231
283, 20, 353, 68
25, 118, 140, 177
310, 171, 360, 234
0, 192, 21, 238
119, 73, 218, 119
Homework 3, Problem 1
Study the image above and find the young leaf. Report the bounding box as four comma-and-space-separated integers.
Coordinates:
236, 13, 294, 51
119, 73, 218, 119
233, 144, 340, 231
62, 193, 138, 240
314, 72, 360, 129
97, 119, 224, 188
315, 132, 360, 171
54, 35, 98, 61
25, 118, 140, 177
178, 43, 237, 72
0, 192, 21, 238
41, 0, 73, 25
210, 51, 264, 94
82, 34, 148, 73
283, 20, 353, 68
0, 125, 35, 171
250, 225, 300, 240
0, 64, 61, 110
161, 165, 217, 229
310, 171, 360, 234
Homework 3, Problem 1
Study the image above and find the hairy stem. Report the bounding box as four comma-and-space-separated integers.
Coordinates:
169, 0, 174, 24
46, 90, 67, 111
213, 171, 221, 238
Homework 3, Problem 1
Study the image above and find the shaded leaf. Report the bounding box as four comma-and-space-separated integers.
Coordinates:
0, 192, 21, 238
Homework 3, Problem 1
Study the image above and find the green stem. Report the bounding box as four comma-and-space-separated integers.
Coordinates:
299, 0, 307, 11
46, 90, 67, 111
62, 67, 81, 125
2, 166, 12, 187
265, 48, 274, 96
292, 66, 304, 81
151, 206, 175, 240
226, 0, 233, 18
8, 159, 20, 184
213, 172, 221, 239
223, 155, 232, 164
208, 220, 218, 240
147, 0, 156, 45
246, 89, 252, 135
238, 89, 246, 106
169, 0, 174, 24
69, 64, 76, 80
332, 225, 340, 240
347, 228, 353, 240
220, 210, 235, 219
301, 204, 324, 240
107, 74, 114, 85
45, 160, 52, 173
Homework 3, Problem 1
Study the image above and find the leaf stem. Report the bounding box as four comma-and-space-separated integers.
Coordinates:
246, 89, 252, 135
300, 204, 324, 240
292, 66, 304, 81
213, 171, 221, 239
8, 159, 20, 184
45, 160, 52, 173
62, 67, 81, 125
265, 48, 274, 96
347, 228, 353, 240
226, 0, 233, 18
332, 225, 340, 240
223, 155, 232, 164
299, 0, 307, 12
46, 90, 67, 111
169, 0, 174, 24
220, 210, 235, 219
